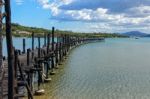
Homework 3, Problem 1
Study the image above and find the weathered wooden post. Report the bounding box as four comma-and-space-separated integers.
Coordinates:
66, 35, 69, 54
0, 0, 3, 69
23, 38, 26, 54
4, 0, 15, 98
52, 27, 54, 51
58, 36, 62, 64
64, 35, 67, 56
27, 48, 32, 99
32, 32, 34, 58
27, 49, 30, 66
50, 27, 55, 74
47, 33, 50, 53
34, 37, 46, 95
14, 50, 18, 80
44, 33, 46, 47
55, 34, 59, 68
38, 37, 41, 58
62, 35, 64, 57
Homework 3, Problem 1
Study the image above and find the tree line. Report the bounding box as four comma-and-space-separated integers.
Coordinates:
2, 23, 128, 38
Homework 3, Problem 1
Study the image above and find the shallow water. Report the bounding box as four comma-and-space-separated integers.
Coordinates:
2, 37, 45, 56
2, 37, 58, 56
33, 38, 150, 99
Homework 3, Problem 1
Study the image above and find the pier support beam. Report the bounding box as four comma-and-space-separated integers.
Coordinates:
47, 33, 50, 53
4, 0, 15, 99
50, 27, 55, 74
32, 32, 34, 58
23, 38, 26, 54
0, 0, 3, 69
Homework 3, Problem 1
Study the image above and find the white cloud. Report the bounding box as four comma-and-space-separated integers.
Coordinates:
61, 0, 73, 5
50, 7, 124, 22
126, 5, 150, 17
36, 0, 150, 33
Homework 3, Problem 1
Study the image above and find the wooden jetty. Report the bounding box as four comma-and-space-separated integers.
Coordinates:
0, 30, 104, 99
0, 0, 105, 99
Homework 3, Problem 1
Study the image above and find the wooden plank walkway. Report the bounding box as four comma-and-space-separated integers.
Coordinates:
0, 61, 8, 99
0, 35, 104, 99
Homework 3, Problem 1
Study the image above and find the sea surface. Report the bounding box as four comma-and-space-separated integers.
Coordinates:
3, 37, 47, 56
4, 37, 150, 99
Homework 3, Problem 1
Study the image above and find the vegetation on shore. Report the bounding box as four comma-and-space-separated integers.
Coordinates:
2, 23, 128, 38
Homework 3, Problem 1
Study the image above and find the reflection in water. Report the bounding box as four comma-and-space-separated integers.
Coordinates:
34, 38, 150, 99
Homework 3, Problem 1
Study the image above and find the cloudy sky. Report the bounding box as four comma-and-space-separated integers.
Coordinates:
12, 0, 150, 33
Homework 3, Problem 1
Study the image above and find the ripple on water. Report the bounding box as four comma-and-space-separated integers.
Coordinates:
34, 38, 150, 99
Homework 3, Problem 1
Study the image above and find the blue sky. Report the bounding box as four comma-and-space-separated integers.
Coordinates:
12, 0, 150, 33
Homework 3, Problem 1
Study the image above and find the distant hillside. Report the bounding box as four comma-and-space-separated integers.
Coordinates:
122, 31, 148, 37
2, 23, 127, 38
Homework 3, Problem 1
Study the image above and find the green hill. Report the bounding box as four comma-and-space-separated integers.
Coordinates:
2, 23, 128, 38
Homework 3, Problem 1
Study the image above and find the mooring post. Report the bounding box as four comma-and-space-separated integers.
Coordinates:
5, 0, 15, 98
23, 38, 26, 54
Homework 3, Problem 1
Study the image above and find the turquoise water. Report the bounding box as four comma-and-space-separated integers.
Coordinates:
4, 37, 150, 99
35, 38, 150, 99
2, 37, 56, 56
2, 37, 45, 56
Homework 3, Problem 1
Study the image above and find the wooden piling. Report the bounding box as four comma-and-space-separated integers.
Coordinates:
44, 33, 46, 47
23, 38, 26, 54
27, 49, 30, 66
38, 37, 41, 58
51, 27, 55, 73
55, 36, 59, 68
4, 0, 16, 98
32, 32, 34, 58
26, 48, 32, 99
52, 27, 55, 51
47, 34, 50, 53
0, 22, 105, 98
58, 36, 62, 63
0, 0, 3, 69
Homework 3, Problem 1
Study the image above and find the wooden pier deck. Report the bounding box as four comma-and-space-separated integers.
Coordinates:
0, 1, 106, 98
0, 30, 104, 99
